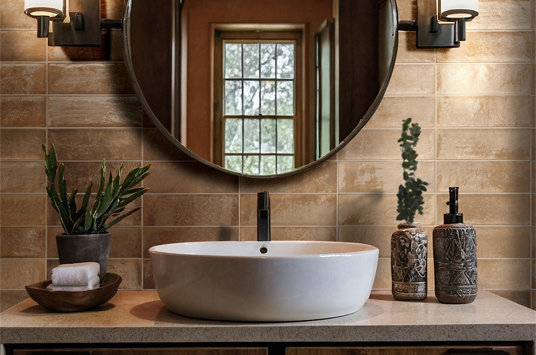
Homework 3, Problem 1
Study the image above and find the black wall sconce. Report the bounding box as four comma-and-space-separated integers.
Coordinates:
399, 0, 479, 48
24, 0, 121, 46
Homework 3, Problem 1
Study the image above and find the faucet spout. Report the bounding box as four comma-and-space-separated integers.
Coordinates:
257, 191, 271, 242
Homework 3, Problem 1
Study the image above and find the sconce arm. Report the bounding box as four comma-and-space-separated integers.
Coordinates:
101, 19, 123, 30
398, 21, 417, 32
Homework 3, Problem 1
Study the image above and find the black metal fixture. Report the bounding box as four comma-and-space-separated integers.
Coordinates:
24, 0, 122, 46
398, 0, 478, 48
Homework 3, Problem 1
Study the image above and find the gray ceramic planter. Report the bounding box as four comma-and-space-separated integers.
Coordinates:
56, 233, 111, 277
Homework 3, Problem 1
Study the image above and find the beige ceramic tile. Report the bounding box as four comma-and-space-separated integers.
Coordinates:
0, 161, 45, 193
143, 194, 239, 226
0, 290, 29, 312
1, 96, 46, 127
48, 96, 142, 127
46, 259, 59, 279
339, 128, 435, 161
143, 129, 193, 161
0, 227, 46, 258
240, 194, 337, 226
0, 129, 45, 160
372, 258, 391, 290
48, 129, 142, 161
470, 0, 532, 31
437, 32, 532, 63
338, 226, 393, 258
437, 161, 530, 193
369, 97, 435, 129
475, 226, 531, 258
396, 32, 435, 63
437, 64, 532, 95
146, 162, 238, 194
478, 259, 531, 290
0, 259, 45, 289
109, 227, 142, 258
436, 129, 531, 160
46, 227, 65, 258
142, 227, 240, 257
338, 194, 435, 226
385, 64, 435, 96
435, 194, 530, 225
396, 0, 417, 22
48, 31, 123, 62
48, 64, 134, 95
339, 161, 434, 193
0, 64, 46, 94
107, 259, 142, 289
488, 290, 531, 308
240, 161, 337, 194
101, 0, 124, 19
239, 226, 336, 242
0, 0, 36, 29
143, 259, 155, 289
1, 30, 46, 61
0, 194, 46, 226
437, 96, 533, 128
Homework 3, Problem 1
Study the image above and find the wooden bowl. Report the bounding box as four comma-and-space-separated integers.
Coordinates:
25, 273, 122, 312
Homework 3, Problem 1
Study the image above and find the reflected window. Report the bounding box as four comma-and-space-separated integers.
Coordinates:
214, 31, 302, 175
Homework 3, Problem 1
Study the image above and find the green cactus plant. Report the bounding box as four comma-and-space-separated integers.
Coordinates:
43, 144, 150, 234
396, 118, 429, 224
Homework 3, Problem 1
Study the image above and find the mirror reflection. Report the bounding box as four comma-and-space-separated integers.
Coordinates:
125, 0, 398, 176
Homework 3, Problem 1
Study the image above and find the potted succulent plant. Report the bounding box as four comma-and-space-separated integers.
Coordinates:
391, 118, 429, 301
43, 144, 150, 277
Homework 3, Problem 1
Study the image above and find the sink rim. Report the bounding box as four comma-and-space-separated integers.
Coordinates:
149, 240, 379, 260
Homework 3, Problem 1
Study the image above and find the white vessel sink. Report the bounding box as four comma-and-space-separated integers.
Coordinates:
149, 241, 379, 322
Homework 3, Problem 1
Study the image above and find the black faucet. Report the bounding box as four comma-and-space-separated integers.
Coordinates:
257, 191, 271, 242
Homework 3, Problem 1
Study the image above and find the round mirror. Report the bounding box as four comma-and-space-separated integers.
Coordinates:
124, 0, 398, 177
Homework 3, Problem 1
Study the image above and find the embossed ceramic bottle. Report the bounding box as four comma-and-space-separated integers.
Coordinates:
391, 223, 428, 301
433, 187, 477, 304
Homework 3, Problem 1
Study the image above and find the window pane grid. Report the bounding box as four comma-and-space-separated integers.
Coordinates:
223, 40, 296, 175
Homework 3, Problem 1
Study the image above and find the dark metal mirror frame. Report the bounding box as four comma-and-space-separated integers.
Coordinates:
123, 0, 400, 178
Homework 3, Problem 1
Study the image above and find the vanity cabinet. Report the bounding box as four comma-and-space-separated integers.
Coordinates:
286, 345, 525, 355
10, 345, 527, 355
13, 348, 268, 355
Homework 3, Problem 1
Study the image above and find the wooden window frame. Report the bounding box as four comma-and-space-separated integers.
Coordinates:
212, 29, 304, 172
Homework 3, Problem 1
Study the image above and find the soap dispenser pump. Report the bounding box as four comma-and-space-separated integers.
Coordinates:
433, 187, 477, 304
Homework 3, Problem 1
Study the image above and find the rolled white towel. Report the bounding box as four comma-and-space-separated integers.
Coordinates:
51, 262, 100, 287
47, 275, 100, 291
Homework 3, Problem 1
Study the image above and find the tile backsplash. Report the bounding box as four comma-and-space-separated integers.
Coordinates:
1, 0, 535, 311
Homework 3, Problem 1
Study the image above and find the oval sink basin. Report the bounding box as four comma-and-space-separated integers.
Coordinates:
149, 241, 379, 322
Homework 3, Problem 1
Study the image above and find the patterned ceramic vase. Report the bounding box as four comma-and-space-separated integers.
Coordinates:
433, 224, 477, 304
391, 223, 427, 301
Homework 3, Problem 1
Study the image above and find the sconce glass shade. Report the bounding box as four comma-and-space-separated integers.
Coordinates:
439, 0, 478, 21
24, 0, 65, 18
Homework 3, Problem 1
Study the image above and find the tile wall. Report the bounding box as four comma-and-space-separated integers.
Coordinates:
1, 0, 535, 311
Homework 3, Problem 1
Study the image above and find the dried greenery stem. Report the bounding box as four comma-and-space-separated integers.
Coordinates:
396, 118, 429, 225
43, 144, 150, 234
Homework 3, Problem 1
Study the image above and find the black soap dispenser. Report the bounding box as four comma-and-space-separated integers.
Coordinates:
433, 187, 477, 304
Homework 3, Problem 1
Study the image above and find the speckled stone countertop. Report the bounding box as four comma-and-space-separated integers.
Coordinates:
1, 291, 535, 349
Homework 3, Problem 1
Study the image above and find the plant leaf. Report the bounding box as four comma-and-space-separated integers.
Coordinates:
103, 207, 142, 230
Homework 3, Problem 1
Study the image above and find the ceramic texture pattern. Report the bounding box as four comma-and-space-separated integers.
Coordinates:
0, 0, 535, 311
433, 224, 478, 303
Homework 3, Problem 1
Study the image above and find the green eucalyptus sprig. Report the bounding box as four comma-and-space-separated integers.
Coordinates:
396, 118, 428, 225
43, 144, 150, 234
